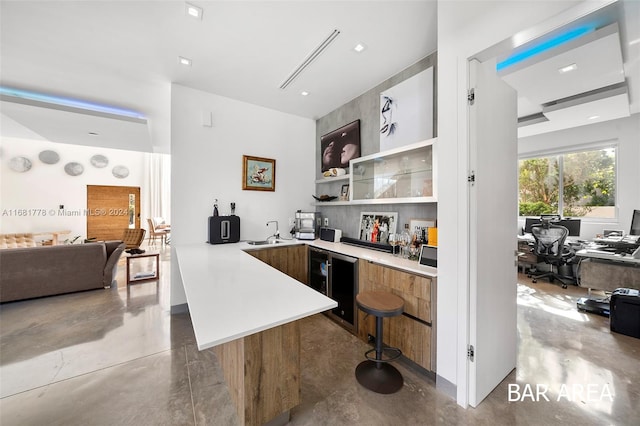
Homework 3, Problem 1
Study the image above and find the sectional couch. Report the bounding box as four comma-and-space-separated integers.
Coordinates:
0, 241, 125, 303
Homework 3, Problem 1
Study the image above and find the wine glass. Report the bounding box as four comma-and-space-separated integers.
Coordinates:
388, 233, 399, 256
398, 233, 410, 258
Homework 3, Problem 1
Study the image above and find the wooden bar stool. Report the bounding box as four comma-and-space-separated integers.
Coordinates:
355, 290, 405, 394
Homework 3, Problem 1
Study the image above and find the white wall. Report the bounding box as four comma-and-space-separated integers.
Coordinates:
438, 0, 594, 406
170, 84, 316, 306
0, 136, 146, 240
518, 114, 640, 238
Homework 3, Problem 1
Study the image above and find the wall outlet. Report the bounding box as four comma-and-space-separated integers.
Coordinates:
323, 217, 329, 227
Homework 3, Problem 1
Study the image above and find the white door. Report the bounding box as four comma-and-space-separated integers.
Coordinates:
468, 58, 518, 407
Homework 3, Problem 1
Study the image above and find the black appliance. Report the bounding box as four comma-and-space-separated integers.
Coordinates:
208, 215, 240, 244
610, 288, 640, 338
308, 247, 358, 330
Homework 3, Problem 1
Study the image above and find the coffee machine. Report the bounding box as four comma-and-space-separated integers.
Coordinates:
295, 211, 321, 240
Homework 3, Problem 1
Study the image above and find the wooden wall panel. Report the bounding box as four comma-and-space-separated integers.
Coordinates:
86, 185, 140, 241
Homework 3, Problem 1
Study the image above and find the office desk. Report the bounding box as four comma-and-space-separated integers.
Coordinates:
576, 250, 640, 292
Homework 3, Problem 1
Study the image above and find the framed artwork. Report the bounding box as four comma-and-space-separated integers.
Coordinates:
380, 67, 434, 151
320, 119, 361, 172
409, 218, 436, 240
358, 211, 398, 244
340, 184, 350, 200
242, 155, 276, 191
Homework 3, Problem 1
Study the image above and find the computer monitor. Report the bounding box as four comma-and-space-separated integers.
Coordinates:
631, 209, 640, 236
524, 218, 542, 234
523, 216, 580, 236
557, 219, 581, 237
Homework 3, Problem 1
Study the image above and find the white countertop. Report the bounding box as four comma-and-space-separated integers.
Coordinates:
307, 239, 438, 278
175, 241, 337, 350
176, 238, 436, 351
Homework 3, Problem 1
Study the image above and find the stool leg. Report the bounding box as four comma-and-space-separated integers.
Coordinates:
355, 314, 403, 394
375, 316, 383, 368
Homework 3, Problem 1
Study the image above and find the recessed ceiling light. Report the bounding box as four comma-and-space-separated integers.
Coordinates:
178, 56, 192, 66
301, 91, 309, 96
588, 115, 600, 120
88, 132, 99, 136
185, 3, 203, 19
353, 43, 366, 53
558, 63, 578, 74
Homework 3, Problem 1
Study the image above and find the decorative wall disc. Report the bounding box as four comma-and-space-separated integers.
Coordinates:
39, 150, 60, 164
64, 162, 84, 176
90, 154, 109, 168
112, 165, 129, 179
9, 156, 32, 172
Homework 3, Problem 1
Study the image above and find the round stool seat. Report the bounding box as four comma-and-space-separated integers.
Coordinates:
356, 291, 404, 317
355, 290, 405, 394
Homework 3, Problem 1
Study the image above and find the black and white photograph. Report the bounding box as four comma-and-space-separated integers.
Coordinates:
358, 211, 398, 244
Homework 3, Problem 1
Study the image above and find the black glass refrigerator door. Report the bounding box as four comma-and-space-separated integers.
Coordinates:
308, 249, 328, 295
329, 255, 357, 326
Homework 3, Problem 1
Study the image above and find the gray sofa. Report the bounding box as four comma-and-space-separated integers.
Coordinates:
0, 241, 125, 303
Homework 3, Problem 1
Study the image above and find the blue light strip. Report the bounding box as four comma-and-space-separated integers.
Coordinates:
497, 26, 595, 72
0, 86, 146, 120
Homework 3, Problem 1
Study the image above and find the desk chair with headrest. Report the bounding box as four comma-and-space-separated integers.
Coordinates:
529, 221, 576, 289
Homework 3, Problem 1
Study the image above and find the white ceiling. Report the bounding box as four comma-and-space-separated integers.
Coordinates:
1, 1, 638, 153
0, 1, 437, 154
497, 1, 640, 138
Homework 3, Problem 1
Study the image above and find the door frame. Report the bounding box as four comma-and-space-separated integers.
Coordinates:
458, 0, 618, 408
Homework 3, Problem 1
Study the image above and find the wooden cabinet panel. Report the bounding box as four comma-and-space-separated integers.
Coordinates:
286, 245, 308, 284
359, 261, 431, 323
386, 314, 432, 371
357, 260, 434, 372
247, 245, 307, 284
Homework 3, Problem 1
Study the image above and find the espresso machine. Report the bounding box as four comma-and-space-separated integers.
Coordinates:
294, 211, 321, 240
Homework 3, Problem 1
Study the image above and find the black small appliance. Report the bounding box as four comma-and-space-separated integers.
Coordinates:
208, 215, 240, 244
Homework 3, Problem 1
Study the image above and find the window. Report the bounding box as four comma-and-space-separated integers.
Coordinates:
519, 146, 616, 218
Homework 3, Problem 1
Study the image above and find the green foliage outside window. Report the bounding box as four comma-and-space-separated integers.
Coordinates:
519, 148, 615, 218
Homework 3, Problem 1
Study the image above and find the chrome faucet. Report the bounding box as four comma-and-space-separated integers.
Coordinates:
266, 221, 279, 243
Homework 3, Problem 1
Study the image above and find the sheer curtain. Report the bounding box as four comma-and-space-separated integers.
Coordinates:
147, 153, 171, 226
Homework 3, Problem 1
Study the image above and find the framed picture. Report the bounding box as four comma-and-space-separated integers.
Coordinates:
358, 211, 398, 244
340, 184, 350, 200
409, 218, 436, 241
242, 155, 276, 191
320, 119, 361, 172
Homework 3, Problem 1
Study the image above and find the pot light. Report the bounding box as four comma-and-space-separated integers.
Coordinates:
185, 3, 203, 19
353, 43, 366, 53
178, 56, 192, 66
558, 63, 578, 74
301, 91, 309, 96
588, 115, 600, 120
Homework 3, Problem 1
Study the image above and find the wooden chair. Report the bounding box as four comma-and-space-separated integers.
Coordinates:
147, 218, 168, 246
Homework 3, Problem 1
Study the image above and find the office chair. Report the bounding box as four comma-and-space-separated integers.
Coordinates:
528, 222, 576, 289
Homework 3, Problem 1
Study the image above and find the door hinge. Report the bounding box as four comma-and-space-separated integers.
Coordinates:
467, 88, 475, 105
467, 171, 476, 185
468, 344, 475, 362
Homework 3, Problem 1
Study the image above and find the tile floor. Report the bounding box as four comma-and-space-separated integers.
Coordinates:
1, 246, 639, 425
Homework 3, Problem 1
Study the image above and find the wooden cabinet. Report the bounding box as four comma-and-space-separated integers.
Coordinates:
357, 260, 435, 372
248, 244, 308, 284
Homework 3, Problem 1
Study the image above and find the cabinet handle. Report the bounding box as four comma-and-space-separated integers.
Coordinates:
326, 262, 331, 268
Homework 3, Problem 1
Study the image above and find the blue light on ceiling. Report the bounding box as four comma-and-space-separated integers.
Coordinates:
0, 86, 146, 120
497, 26, 595, 72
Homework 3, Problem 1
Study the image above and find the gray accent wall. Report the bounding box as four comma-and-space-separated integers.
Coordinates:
314, 53, 438, 239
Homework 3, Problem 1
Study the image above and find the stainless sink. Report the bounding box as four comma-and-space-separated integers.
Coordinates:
246, 240, 281, 245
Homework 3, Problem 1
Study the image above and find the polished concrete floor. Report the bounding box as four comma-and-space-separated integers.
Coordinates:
1, 246, 639, 425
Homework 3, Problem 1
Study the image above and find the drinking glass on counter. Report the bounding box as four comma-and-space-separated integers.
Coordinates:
389, 233, 399, 256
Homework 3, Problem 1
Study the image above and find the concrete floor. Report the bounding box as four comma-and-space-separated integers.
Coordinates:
1, 246, 639, 425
